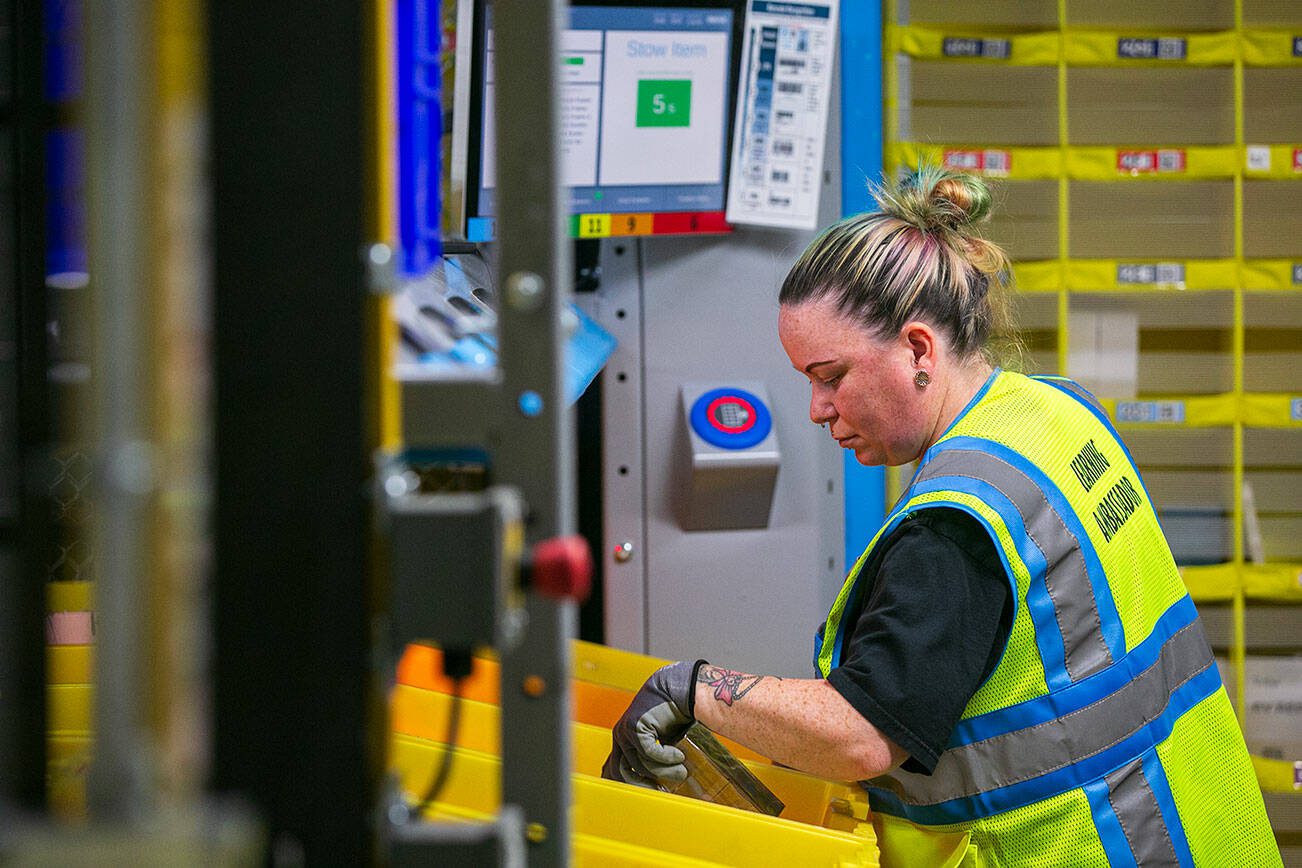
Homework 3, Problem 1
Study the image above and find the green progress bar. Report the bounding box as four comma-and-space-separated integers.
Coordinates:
565, 56, 584, 65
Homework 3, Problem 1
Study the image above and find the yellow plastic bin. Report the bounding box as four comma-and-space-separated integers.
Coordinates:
391, 734, 878, 867
390, 684, 872, 835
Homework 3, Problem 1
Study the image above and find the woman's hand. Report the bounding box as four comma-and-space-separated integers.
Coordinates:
601, 660, 706, 787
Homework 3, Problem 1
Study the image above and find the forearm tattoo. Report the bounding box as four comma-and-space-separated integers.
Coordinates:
696, 665, 779, 707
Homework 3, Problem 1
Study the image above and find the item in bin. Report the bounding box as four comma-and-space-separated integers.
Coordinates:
659, 723, 785, 816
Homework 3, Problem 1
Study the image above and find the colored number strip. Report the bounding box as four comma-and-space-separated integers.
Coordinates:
570, 211, 731, 239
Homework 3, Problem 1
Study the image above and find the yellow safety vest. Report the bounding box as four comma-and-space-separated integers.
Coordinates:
816, 371, 1280, 867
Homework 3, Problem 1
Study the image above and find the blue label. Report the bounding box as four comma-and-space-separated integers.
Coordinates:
1115, 401, 1186, 424
1293, 36, 1302, 57
1117, 37, 1186, 60
466, 217, 495, 242
1291, 398, 1302, 422
1293, 263, 1302, 285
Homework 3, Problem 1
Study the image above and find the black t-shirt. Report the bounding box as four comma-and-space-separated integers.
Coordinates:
825, 508, 1013, 775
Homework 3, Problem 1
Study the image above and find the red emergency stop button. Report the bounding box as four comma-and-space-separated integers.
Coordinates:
531, 535, 593, 602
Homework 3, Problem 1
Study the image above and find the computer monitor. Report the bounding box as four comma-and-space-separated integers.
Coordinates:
464, 1, 743, 242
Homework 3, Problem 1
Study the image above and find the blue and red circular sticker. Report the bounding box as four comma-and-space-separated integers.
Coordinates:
689, 388, 772, 450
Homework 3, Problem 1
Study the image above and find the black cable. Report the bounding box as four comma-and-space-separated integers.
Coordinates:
410, 651, 473, 821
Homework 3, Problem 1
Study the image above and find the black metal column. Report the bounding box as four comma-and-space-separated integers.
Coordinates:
0, 0, 50, 814
207, 2, 375, 861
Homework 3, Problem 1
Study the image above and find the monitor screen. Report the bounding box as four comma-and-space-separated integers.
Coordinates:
466, 2, 740, 242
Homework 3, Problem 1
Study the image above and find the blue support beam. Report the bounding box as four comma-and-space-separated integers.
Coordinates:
839, 0, 886, 567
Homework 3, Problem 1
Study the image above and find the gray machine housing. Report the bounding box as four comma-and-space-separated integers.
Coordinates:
678, 380, 781, 531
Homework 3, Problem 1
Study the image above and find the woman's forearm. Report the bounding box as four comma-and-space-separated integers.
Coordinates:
691, 665, 907, 781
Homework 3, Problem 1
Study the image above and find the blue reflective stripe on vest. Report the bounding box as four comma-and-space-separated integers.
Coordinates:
950, 595, 1199, 747
911, 475, 1071, 691
925, 435, 1127, 664
866, 662, 1222, 825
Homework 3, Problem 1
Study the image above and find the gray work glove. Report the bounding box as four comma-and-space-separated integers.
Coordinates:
601, 659, 707, 787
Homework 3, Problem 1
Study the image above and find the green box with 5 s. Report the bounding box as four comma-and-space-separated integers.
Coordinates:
636, 79, 692, 127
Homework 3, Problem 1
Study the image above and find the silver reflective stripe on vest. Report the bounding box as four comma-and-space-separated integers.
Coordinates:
917, 448, 1114, 682
873, 618, 1213, 806
1106, 758, 1180, 866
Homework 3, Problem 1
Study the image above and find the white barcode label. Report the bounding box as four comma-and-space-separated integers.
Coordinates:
1116, 401, 1186, 424
1293, 264, 1302, 284
942, 37, 1011, 59
982, 150, 1010, 173
945, 151, 981, 170
1117, 263, 1185, 285
1291, 397, 1302, 422
1246, 145, 1271, 172
1157, 150, 1184, 171
1118, 149, 1185, 174
942, 149, 1011, 176
1118, 37, 1187, 60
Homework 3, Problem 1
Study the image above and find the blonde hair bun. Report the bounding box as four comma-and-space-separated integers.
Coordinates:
875, 164, 993, 234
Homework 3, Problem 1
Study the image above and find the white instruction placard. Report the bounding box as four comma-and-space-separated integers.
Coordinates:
725, 0, 838, 230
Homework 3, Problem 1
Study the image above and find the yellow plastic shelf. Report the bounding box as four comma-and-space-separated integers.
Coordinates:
1242, 146, 1302, 179
1012, 262, 1062, 293
1065, 146, 1238, 179
888, 26, 1059, 65
47, 581, 93, 613
1100, 392, 1302, 429
1241, 259, 1302, 290
48, 644, 94, 685
888, 25, 1278, 67
1241, 31, 1302, 67
891, 143, 1060, 179
390, 736, 878, 868
1067, 259, 1238, 292
48, 735, 92, 820
1063, 31, 1237, 66
1181, 563, 1302, 603
893, 142, 1257, 181
1252, 755, 1302, 795
48, 683, 93, 735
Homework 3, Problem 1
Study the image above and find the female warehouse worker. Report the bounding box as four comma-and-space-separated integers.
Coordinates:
602, 166, 1280, 866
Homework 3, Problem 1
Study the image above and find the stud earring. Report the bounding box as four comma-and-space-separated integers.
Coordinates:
914, 370, 931, 389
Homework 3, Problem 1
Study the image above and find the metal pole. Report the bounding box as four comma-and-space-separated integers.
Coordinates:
492, 0, 576, 863
83, 0, 157, 821
207, 0, 375, 860
0, 0, 50, 814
